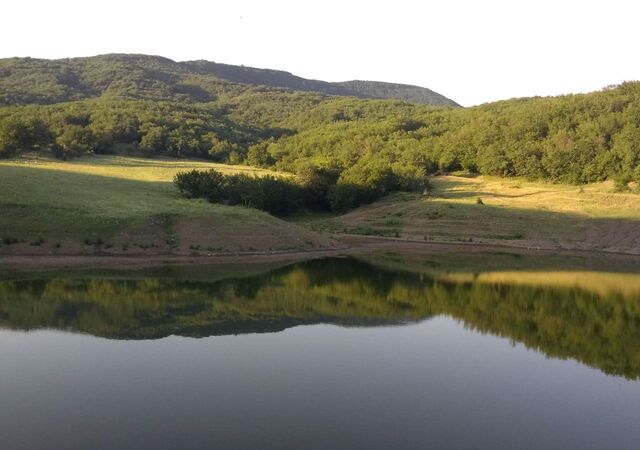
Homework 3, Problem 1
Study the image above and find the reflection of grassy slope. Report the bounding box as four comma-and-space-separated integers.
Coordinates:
0, 155, 333, 253
1, 257, 639, 378
442, 271, 640, 299
314, 175, 640, 254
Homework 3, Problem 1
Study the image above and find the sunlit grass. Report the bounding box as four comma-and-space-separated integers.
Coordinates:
0, 154, 276, 239
430, 175, 640, 219
0, 154, 280, 182
316, 174, 640, 253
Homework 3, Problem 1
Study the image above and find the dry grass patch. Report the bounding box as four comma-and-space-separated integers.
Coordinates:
317, 175, 640, 254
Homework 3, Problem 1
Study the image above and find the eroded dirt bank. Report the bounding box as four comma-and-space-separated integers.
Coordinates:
2, 235, 640, 273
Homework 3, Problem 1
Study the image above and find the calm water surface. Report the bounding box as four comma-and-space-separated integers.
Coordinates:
0, 257, 639, 450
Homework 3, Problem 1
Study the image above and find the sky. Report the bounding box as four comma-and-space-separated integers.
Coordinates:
2, 0, 638, 106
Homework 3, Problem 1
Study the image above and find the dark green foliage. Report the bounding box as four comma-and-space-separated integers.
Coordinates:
0, 99, 262, 160
139, 125, 167, 154
0, 116, 53, 156
174, 170, 303, 216
242, 175, 303, 216
174, 169, 226, 202
296, 165, 340, 211
327, 183, 374, 212
56, 124, 96, 154
174, 168, 396, 215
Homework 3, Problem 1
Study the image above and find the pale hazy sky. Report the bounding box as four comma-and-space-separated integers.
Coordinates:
2, 0, 638, 106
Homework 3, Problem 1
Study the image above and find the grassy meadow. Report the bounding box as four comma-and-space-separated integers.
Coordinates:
0, 154, 334, 255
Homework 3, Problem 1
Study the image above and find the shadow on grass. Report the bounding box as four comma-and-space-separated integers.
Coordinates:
75, 155, 269, 173
334, 188, 640, 253
431, 177, 558, 200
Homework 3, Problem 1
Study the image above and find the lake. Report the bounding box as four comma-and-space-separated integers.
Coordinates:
1, 257, 639, 449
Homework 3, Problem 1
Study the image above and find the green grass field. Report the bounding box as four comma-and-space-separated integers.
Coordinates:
0, 154, 332, 254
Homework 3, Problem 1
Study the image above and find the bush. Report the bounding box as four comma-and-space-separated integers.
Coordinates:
174, 169, 225, 201
328, 183, 372, 212
296, 165, 340, 211
174, 170, 304, 216
0, 117, 54, 157
2, 236, 18, 245
248, 176, 303, 216
174, 166, 416, 216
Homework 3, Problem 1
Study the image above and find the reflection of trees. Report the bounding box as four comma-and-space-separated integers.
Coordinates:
0, 258, 639, 378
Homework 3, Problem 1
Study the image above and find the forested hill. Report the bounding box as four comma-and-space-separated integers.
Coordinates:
1, 52, 639, 202
183, 60, 460, 107
0, 54, 459, 107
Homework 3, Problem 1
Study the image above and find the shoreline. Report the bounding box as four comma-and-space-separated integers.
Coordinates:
2, 235, 640, 272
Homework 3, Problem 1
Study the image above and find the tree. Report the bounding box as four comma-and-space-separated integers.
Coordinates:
296, 164, 340, 210
0, 118, 29, 156
56, 125, 96, 154
205, 133, 238, 162
246, 141, 274, 167
0, 117, 53, 157
139, 126, 168, 154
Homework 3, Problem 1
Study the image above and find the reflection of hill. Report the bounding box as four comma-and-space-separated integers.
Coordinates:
1, 258, 639, 378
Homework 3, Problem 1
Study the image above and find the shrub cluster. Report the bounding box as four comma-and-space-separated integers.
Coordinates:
174, 167, 416, 215
174, 170, 304, 216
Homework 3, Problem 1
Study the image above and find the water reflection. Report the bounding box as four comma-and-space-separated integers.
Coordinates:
1, 257, 639, 378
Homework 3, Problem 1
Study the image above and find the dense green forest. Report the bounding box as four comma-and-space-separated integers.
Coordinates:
1, 258, 639, 378
1, 54, 639, 192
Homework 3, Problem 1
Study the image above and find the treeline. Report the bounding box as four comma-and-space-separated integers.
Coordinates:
1, 74, 640, 189
173, 166, 414, 215
0, 99, 279, 161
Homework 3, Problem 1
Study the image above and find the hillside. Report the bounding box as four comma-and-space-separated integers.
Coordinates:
1, 54, 639, 263
1, 68, 638, 190
0, 54, 459, 107
2, 155, 640, 262
0, 154, 339, 257
184, 59, 460, 106
309, 175, 640, 255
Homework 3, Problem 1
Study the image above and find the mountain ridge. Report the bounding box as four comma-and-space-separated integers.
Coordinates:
182, 58, 460, 107
0, 53, 460, 107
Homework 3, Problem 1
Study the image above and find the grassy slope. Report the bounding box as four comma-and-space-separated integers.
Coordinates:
310, 175, 640, 255
3, 156, 640, 259
0, 155, 336, 255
